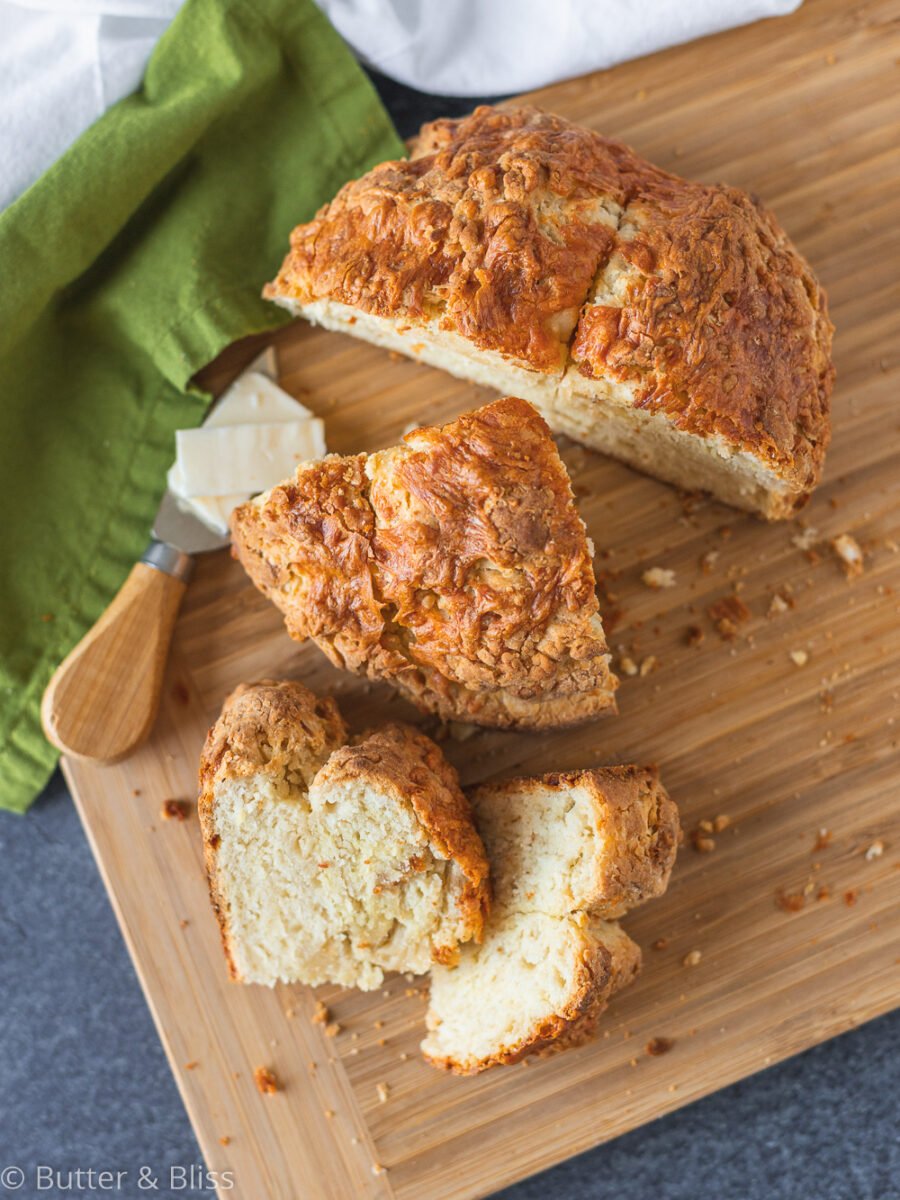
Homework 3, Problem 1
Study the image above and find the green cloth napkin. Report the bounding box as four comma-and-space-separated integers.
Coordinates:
0, 0, 404, 813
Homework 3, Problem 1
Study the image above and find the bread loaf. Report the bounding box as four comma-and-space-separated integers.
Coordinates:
231, 398, 617, 729
199, 681, 489, 990
266, 105, 833, 518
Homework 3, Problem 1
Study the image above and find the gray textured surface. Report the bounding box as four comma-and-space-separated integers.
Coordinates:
1, 74, 898, 1200
1, 770, 899, 1200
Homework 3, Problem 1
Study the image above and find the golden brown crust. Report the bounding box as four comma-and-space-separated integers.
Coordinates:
265, 107, 632, 373
266, 104, 833, 505
311, 722, 490, 948
197, 680, 347, 980
231, 398, 617, 728
572, 182, 834, 499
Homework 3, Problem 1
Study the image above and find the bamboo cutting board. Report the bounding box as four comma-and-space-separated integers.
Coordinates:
63, 2, 900, 1197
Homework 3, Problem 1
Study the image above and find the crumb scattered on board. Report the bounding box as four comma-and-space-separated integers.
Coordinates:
161, 799, 188, 821
254, 1067, 279, 1094
646, 1037, 674, 1057
831, 533, 864, 578
642, 567, 677, 589
708, 595, 751, 640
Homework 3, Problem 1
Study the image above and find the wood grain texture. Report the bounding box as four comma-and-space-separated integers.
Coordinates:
63, 2, 900, 1197
43, 562, 186, 762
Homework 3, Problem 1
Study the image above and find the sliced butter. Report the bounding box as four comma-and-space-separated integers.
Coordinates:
175, 418, 326, 497
206, 371, 313, 428
166, 462, 249, 537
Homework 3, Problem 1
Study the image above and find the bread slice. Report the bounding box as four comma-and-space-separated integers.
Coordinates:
231, 398, 617, 729
199, 681, 489, 989
422, 766, 678, 1073
266, 105, 833, 519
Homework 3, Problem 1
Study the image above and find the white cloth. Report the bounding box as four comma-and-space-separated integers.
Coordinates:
0, 0, 801, 212
314, 0, 802, 96
0, 0, 180, 209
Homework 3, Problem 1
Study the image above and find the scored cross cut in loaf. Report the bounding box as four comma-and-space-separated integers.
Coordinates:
230, 397, 618, 730
422, 766, 679, 1073
199, 681, 489, 990
266, 105, 833, 518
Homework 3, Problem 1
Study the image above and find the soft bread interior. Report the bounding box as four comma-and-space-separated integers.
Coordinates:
473, 782, 612, 917
474, 773, 676, 920
278, 295, 791, 518
424, 911, 599, 1069
424, 913, 640, 1072
211, 767, 466, 989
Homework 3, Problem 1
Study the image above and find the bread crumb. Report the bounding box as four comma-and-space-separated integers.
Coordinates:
219, 1136, 230, 1147
323, 1109, 334, 1120
646, 1037, 674, 1057
865, 840, 884, 861
791, 526, 819, 551
311, 1000, 329, 1025
642, 567, 676, 589
652, 937, 669, 951
813, 828, 832, 852
253, 1067, 279, 1094
161, 799, 187, 821
620, 655, 638, 677
776, 891, 805, 913
685, 625, 705, 647
371, 1163, 385, 1176
691, 831, 716, 853
324, 1022, 341, 1038
700, 550, 719, 574
639, 655, 657, 677
184, 1061, 198, 1071
789, 649, 809, 667
708, 595, 751, 640
831, 534, 864, 578
844, 889, 858, 906
713, 814, 731, 833
768, 593, 790, 617
682, 950, 702, 967
376, 1082, 390, 1104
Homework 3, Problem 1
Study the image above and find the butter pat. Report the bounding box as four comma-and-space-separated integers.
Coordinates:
175, 419, 326, 497
166, 462, 249, 537
206, 371, 312, 428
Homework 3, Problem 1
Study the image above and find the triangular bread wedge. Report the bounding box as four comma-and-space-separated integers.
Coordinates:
231, 398, 617, 729
422, 766, 679, 1073
266, 105, 833, 518
199, 681, 489, 990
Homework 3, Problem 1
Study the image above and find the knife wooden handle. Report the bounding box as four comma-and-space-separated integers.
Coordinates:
42, 549, 191, 763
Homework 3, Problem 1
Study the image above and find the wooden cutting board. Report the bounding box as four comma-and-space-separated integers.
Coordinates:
63, 2, 900, 1197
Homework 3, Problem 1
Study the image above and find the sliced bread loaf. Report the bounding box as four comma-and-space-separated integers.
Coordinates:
199, 681, 489, 990
230, 398, 617, 729
422, 766, 678, 1072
